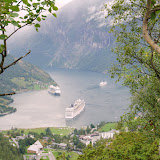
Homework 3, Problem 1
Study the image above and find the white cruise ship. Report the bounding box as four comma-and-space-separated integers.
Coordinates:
65, 99, 85, 120
48, 85, 61, 96
99, 81, 107, 87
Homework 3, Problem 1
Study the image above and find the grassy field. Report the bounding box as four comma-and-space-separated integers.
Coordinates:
2, 127, 74, 136
98, 123, 117, 132
42, 149, 79, 160
11, 77, 31, 88
52, 150, 79, 160
40, 156, 49, 160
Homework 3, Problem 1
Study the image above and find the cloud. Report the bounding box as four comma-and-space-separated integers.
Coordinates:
55, 0, 73, 8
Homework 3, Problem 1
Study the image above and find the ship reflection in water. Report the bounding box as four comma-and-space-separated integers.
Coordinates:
65, 99, 85, 120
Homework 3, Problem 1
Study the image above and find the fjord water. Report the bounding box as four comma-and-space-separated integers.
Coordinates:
0, 69, 130, 130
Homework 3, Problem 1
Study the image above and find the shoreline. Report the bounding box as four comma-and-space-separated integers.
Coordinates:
1, 126, 74, 131
0, 85, 51, 117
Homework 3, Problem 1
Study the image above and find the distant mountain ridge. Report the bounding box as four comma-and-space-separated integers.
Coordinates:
8, 0, 116, 73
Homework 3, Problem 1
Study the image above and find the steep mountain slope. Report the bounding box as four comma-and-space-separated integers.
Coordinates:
8, 0, 115, 72
0, 55, 56, 94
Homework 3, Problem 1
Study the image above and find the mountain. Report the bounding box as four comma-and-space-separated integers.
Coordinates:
0, 55, 56, 115
8, 0, 116, 73
0, 55, 56, 94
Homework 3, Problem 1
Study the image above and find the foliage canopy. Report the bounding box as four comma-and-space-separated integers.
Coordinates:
106, 0, 160, 136
78, 132, 160, 160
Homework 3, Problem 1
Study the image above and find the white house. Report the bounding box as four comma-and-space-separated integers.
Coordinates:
80, 130, 120, 146
99, 130, 119, 139
27, 140, 43, 154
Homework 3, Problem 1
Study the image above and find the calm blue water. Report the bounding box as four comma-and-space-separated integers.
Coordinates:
0, 69, 130, 130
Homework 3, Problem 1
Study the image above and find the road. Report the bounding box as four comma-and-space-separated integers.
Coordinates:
12, 138, 19, 148
36, 151, 56, 160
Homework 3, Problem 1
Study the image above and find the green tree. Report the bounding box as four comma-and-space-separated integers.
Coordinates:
0, 133, 23, 160
45, 127, 52, 136
0, 0, 58, 96
90, 124, 95, 128
74, 128, 78, 135
86, 126, 91, 134
78, 132, 160, 160
106, 0, 160, 136
57, 152, 66, 160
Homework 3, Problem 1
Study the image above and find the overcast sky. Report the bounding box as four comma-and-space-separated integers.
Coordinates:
55, 0, 73, 8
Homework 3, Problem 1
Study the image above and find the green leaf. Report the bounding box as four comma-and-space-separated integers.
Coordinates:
1, 21, 9, 26
34, 23, 40, 28
33, 3, 39, 8
151, 12, 156, 20
37, 17, 41, 22
24, 15, 28, 19
11, 21, 19, 26
151, 0, 156, 5
48, 7, 52, 13
52, 13, 57, 17
0, 28, 6, 32
10, 13, 19, 17
0, 35, 6, 40
41, 1, 46, 5
0, 45, 5, 53
3, 0, 12, 2
10, 6, 19, 12
22, 0, 28, 5
156, 10, 160, 14
42, 15, 47, 18
52, 5, 58, 11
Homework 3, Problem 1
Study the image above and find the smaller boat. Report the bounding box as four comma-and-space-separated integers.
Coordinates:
48, 85, 61, 96
99, 81, 107, 87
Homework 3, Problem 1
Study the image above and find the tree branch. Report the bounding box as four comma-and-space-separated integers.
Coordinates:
2, 50, 31, 71
0, 92, 16, 96
6, 12, 42, 40
142, 0, 160, 54
151, 7, 160, 13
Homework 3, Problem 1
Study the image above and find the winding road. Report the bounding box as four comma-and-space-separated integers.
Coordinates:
36, 151, 56, 160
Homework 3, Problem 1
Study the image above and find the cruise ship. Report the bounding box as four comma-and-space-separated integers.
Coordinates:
99, 81, 107, 87
48, 85, 61, 96
65, 99, 85, 120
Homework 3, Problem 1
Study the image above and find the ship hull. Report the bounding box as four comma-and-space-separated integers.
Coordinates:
48, 85, 61, 96
65, 99, 85, 120
48, 91, 60, 96
65, 108, 85, 121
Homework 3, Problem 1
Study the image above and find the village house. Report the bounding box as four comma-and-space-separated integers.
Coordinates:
43, 137, 49, 141
27, 140, 43, 154
79, 130, 119, 146
52, 142, 67, 150
16, 136, 25, 141
99, 130, 120, 139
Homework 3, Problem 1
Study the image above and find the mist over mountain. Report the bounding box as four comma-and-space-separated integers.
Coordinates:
8, 0, 116, 72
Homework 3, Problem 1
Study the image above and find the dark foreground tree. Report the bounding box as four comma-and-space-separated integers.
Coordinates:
105, 0, 160, 136
106, 0, 160, 134
78, 132, 160, 160
0, 0, 58, 96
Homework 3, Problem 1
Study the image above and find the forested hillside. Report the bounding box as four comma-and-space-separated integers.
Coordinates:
0, 55, 56, 94
0, 55, 56, 115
